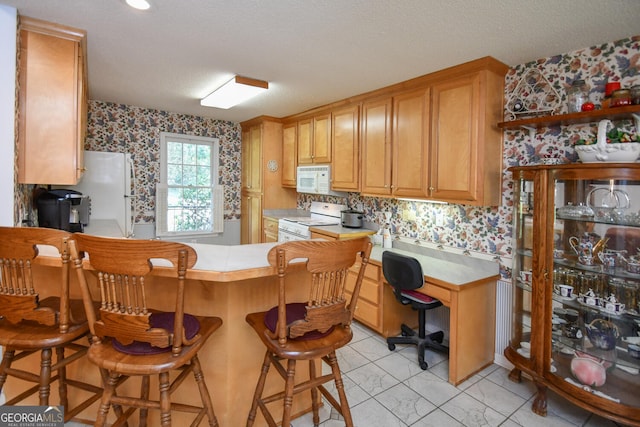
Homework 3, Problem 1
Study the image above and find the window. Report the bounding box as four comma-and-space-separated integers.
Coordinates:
156, 132, 223, 237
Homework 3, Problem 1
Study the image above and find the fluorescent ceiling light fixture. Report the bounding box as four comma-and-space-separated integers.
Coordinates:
201, 76, 269, 109
126, 0, 151, 10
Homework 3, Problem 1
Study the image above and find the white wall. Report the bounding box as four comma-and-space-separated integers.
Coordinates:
0, 5, 16, 226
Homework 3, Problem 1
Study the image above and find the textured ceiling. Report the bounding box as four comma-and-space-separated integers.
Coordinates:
2, 0, 640, 123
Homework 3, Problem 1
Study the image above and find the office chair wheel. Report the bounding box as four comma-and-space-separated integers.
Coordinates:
388, 343, 396, 351
400, 324, 415, 337
430, 331, 444, 344
419, 361, 428, 370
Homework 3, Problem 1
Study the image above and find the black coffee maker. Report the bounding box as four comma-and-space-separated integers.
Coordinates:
37, 189, 90, 232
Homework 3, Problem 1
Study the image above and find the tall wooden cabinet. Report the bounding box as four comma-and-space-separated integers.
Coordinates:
331, 105, 360, 191
281, 122, 297, 188
360, 98, 393, 195
240, 117, 297, 244
358, 57, 507, 205
430, 69, 504, 205
508, 163, 640, 426
17, 16, 88, 185
392, 87, 431, 198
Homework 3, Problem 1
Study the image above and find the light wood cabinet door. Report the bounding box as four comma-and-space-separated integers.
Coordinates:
281, 122, 297, 187
262, 216, 279, 242
312, 113, 331, 164
241, 191, 262, 244
297, 118, 313, 165
429, 69, 504, 206
392, 87, 431, 198
241, 123, 265, 192
430, 73, 479, 203
296, 114, 331, 165
240, 117, 296, 244
18, 17, 87, 185
331, 106, 359, 191
360, 98, 392, 196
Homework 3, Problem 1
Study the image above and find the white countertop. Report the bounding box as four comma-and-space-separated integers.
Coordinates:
188, 240, 498, 286
36, 236, 498, 286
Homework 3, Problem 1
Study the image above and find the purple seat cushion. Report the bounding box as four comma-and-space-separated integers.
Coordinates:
112, 312, 200, 355
401, 289, 439, 305
264, 302, 335, 341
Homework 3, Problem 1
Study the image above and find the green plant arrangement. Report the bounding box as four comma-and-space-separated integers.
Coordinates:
576, 128, 639, 146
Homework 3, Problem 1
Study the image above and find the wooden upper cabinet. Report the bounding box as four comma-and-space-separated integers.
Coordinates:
281, 122, 297, 187
331, 106, 359, 191
360, 98, 393, 196
312, 113, 331, 163
240, 117, 297, 244
241, 125, 262, 191
18, 17, 87, 185
429, 68, 505, 206
297, 114, 331, 164
392, 88, 431, 199
297, 118, 313, 165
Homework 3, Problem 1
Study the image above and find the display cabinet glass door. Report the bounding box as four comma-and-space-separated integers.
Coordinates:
512, 176, 535, 362
550, 176, 640, 408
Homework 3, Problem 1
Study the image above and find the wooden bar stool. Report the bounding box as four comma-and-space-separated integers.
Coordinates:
69, 234, 222, 427
0, 226, 102, 422
245, 237, 372, 427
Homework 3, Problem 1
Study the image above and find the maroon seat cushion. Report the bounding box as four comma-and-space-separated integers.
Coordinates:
401, 289, 438, 305
264, 302, 335, 341
112, 312, 200, 355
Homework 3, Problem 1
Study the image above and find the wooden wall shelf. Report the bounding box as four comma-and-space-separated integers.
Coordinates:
498, 105, 640, 130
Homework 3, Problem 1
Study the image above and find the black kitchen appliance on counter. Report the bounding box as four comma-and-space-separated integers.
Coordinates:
37, 189, 90, 232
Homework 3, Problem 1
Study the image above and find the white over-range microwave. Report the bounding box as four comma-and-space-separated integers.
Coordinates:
296, 165, 332, 195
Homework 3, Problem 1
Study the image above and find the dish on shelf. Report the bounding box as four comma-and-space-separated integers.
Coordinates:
516, 347, 530, 358
586, 319, 619, 351
628, 344, 640, 359
623, 336, 640, 345
571, 356, 607, 387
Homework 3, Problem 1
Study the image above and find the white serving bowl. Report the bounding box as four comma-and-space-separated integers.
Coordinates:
575, 142, 640, 163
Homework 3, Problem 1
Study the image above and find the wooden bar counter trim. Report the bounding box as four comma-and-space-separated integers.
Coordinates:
25, 239, 499, 425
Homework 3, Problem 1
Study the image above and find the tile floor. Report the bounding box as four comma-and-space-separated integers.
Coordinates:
288, 321, 628, 427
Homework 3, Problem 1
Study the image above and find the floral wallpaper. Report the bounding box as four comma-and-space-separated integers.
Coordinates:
14, 35, 640, 277
301, 35, 639, 277
85, 102, 242, 223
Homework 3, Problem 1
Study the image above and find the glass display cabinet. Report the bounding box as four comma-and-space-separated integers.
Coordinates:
507, 163, 640, 426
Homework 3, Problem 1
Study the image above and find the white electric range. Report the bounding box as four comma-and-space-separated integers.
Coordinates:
277, 201, 347, 242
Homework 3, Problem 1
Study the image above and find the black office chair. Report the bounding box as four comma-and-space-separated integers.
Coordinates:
382, 251, 448, 370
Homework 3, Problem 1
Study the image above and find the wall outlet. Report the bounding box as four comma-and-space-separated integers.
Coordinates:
435, 211, 445, 226
402, 208, 416, 222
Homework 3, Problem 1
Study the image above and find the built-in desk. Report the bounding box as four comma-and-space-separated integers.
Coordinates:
21, 240, 498, 425
371, 244, 500, 385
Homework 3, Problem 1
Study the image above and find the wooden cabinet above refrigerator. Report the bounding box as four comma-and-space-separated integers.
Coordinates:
17, 16, 88, 185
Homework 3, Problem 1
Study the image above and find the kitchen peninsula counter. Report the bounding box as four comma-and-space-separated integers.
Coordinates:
23, 239, 499, 425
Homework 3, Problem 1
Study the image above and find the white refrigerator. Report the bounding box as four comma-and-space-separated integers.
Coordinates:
54, 151, 135, 237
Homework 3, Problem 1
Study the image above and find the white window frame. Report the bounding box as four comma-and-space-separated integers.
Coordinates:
156, 132, 223, 237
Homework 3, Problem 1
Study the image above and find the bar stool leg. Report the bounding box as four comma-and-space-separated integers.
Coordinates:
139, 375, 150, 427
0, 349, 14, 394
56, 347, 68, 411
96, 372, 118, 427
281, 359, 296, 427
327, 352, 353, 427
159, 371, 171, 426
39, 348, 52, 406
191, 355, 218, 426
309, 359, 319, 426
247, 350, 272, 427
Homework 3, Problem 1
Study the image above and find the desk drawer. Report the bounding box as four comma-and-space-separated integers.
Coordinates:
351, 262, 380, 282
351, 295, 380, 330
423, 283, 451, 305
346, 274, 379, 304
